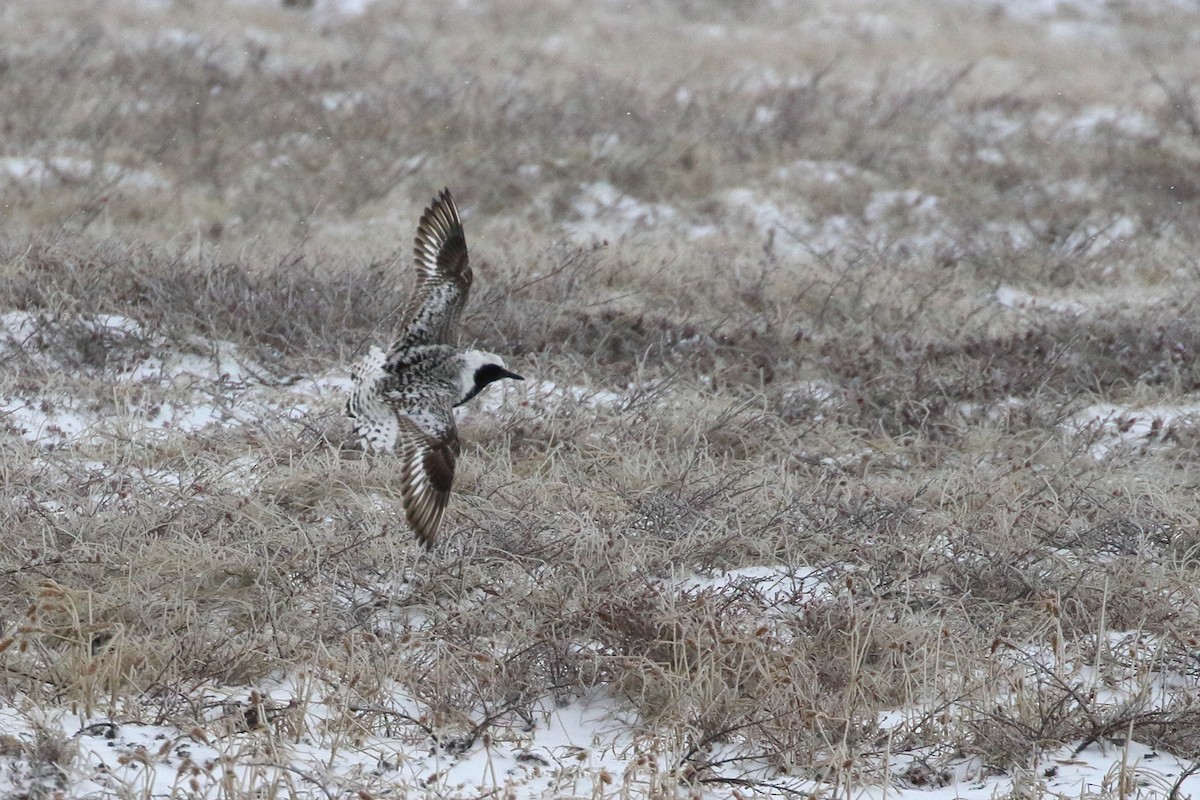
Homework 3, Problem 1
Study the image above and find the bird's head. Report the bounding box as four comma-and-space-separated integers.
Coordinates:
457, 350, 524, 406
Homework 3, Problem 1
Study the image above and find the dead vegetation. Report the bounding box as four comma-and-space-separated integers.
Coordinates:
3, 1, 1200, 797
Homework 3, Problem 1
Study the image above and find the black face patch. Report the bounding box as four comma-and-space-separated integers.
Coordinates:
475, 363, 524, 386
457, 363, 524, 406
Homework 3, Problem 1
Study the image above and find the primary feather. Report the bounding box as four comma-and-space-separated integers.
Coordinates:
391, 188, 473, 351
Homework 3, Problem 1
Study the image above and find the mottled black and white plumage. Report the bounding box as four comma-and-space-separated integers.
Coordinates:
346, 189, 523, 548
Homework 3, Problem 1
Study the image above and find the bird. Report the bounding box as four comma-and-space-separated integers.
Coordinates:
346, 188, 523, 548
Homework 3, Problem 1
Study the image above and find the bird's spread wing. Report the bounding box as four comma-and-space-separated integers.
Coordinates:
390, 188, 472, 352
393, 411, 459, 548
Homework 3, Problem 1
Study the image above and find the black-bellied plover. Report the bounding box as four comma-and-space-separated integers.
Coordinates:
346, 188, 523, 547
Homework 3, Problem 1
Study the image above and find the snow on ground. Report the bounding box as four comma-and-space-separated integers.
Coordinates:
1070, 401, 1200, 460
994, 285, 1088, 316
485, 378, 627, 415
220, 0, 376, 15
896, 739, 1199, 799
314, 0, 376, 15
4, 635, 1199, 798
4, 563, 1199, 798
0, 679, 640, 799
954, 0, 1200, 21
557, 181, 941, 251
565, 181, 689, 243
678, 564, 835, 606
0, 311, 302, 448
0, 156, 168, 191
5, 313, 1200, 797
719, 185, 952, 259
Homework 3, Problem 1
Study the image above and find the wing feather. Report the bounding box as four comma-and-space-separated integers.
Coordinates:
348, 188, 477, 547
390, 188, 472, 350
394, 412, 458, 548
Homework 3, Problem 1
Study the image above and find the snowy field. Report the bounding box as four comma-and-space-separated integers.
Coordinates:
4, 0, 1200, 797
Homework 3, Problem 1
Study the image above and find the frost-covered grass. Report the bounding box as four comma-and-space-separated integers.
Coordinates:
4, 1, 1200, 798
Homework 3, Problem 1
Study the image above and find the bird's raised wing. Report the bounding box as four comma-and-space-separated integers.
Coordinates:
390, 188, 472, 352
393, 410, 459, 548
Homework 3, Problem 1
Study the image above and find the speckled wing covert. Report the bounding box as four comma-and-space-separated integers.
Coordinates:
389, 189, 472, 354
346, 346, 394, 452
393, 410, 459, 548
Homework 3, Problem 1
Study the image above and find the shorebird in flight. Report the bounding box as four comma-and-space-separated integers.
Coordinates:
346, 188, 523, 547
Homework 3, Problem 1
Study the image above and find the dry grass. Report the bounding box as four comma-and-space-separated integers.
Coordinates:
3, 1, 1200, 797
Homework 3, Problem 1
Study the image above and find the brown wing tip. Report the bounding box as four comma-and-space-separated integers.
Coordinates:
402, 492, 443, 549
407, 502, 446, 549
422, 188, 461, 232
400, 438, 455, 550
413, 187, 466, 272
413, 523, 436, 550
